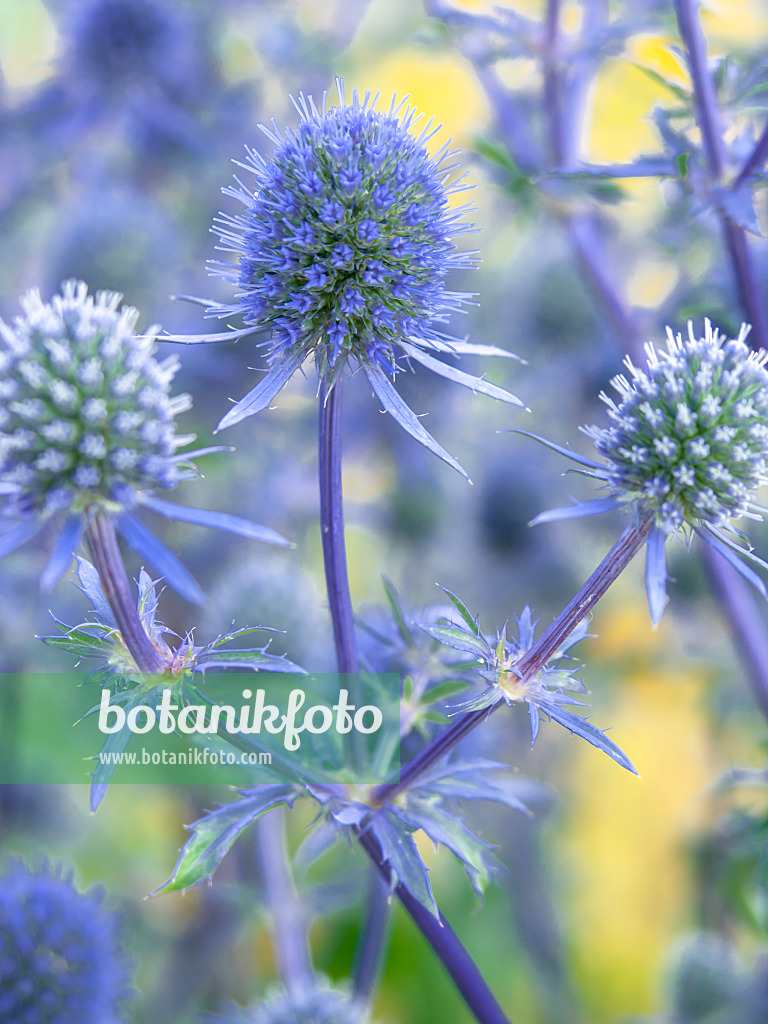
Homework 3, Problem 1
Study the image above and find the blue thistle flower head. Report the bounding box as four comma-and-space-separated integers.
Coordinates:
178, 79, 523, 476
520, 320, 768, 625
65, 0, 175, 87
211, 979, 372, 1024
0, 281, 290, 601
0, 859, 133, 1024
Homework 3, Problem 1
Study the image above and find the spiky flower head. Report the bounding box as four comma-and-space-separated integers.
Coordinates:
585, 320, 768, 535
0, 280, 189, 520
523, 320, 768, 624
212, 980, 371, 1024
0, 860, 132, 1023
0, 281, 289, 598
182, 79, 522, 475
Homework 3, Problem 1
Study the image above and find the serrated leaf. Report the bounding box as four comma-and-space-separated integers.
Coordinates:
192, 649, 304, 673
540, 701, 637, 774
152, 786, 299, 894
395, 800, 491, 896
367, 809, 438, 916
421, 624, 489, 660
74, 557, 117, 627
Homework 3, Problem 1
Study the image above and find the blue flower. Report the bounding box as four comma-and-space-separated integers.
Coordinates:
0, 281, 290, 602
518, 320, 768, 624
422, 590, 636, 773
177, 80, 523, 477
0, 859, 133, 1023
210, 979, 373, 1024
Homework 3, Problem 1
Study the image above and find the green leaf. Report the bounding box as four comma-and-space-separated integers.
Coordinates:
396, 799, 491, 896
436, 585, 480, 635
368, 809, 438, 916
421, 624, 489, 660
675, 151, 690, 178
193, 649, 304, 673
418, 679, 470, 705
382, 576, 413, 644
152, 786, 299, 894
628, 61, 689, 100
89, 684, 167, 811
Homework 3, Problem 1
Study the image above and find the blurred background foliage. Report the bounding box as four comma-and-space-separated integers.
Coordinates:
1, 0, 768, 1021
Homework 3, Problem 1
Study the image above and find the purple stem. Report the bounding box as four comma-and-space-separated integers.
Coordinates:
544, 0, 565, 166
374, 514, 653, 805
317, 373, 513, 1021
85, 512, 166, 673
256, 807, 313, 994
675, 0, 768, 350
357, 827, 512, 1024
319, 378, 359, 675
734, 119, 768, 190
353, 867, 391, 1001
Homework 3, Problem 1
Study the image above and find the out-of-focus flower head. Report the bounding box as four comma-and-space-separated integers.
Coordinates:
521, 320, 768, 624
423, 589, 636, 773
211, 978, 372, 1024
180, 79, 523, 477
0, 281, 289, 601
0, 859, 132, 1023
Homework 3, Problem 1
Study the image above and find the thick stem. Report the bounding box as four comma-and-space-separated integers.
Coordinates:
257, 807, 314, 994
357, 828, 512, 1024
85, 512, 166, 673
319, 379, 359, 675
374, 514, 653, 804
353, 867, 391, 1000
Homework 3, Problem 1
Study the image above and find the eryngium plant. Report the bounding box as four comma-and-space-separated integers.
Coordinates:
523, 320, 768, 623
181, 79, 522, 474
0, 280, 288, 597
0, 859, 132, 1024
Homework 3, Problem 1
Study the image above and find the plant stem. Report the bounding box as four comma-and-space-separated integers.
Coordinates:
317, 375, 510, 1023
374, 513, 653, 804
256, 806, 313, 995
319, 379, 359, 675
85, 511, 166, 673
357, 827, 512, 1024
353, 867, 391, 1000
675, 0, 768, 350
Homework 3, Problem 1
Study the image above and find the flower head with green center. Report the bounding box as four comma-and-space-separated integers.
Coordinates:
423, 590, 636, 773
0, 281, 289, 600
0, 859, 133, 1023
175, 79, 523, 476
519, 320, 768, 624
